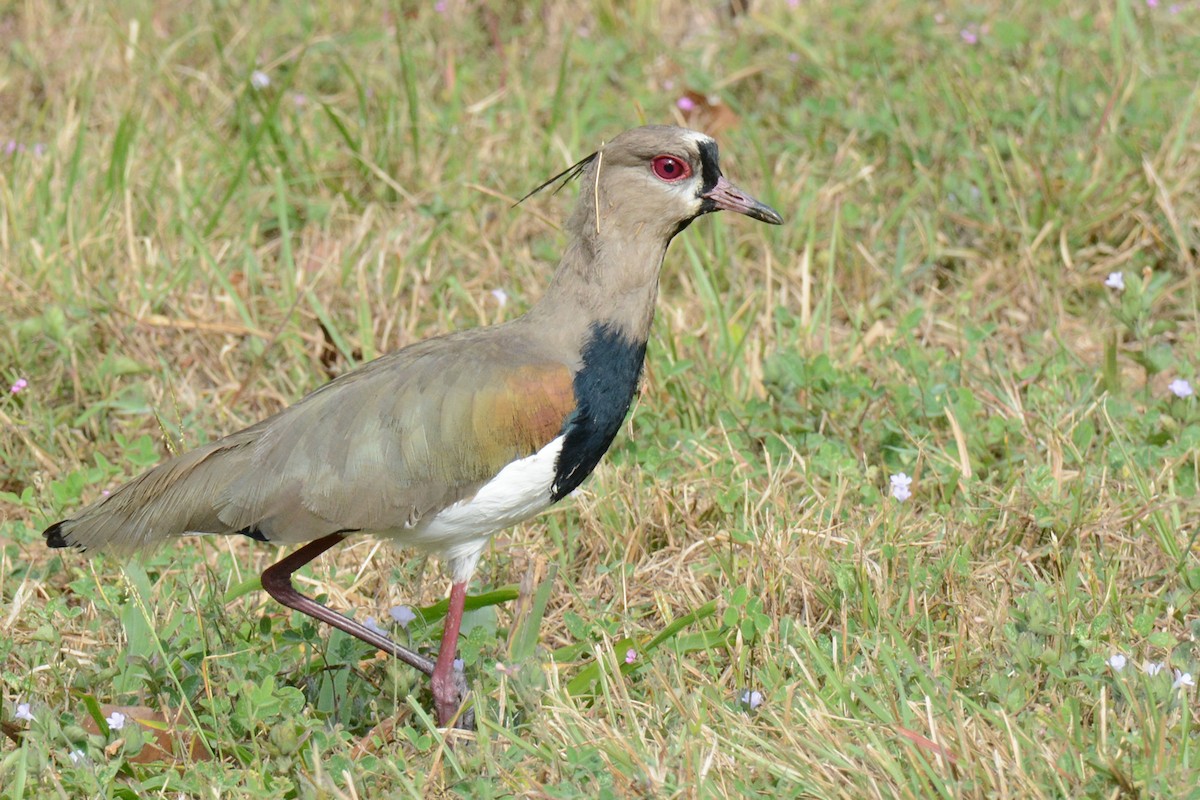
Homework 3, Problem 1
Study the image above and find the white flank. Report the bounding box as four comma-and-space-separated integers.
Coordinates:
394, 435, 565, 582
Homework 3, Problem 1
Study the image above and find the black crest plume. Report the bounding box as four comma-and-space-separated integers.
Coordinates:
515, 151, 599, 206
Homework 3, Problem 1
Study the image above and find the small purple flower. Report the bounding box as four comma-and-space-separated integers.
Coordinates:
1145, 661, 1165, 676
1146, 0, 1160, 7
4, 140, 16, 155
68, 749, 87, 764
676, 96, 696, 112
15, 702, 35, 722
106, 711, 126, 731
890, 473, 913, 502
1106, 653, 1127, 671
787, 52, 800, 63
435, 0, 448, 13
1168, 379, 1193, 398
453, 658, 464, 672
1173, 669, 1195, 690
10, 378, 28, 394
960, 28, 978, 45
250, 70, 270, 90
364, 616, 386, 635
739, 689, 763, 710
1105, 272, 1125, 291
624, 648, 637, 664
490, 288, 508, 307
388, 605, 416, 628
32, 143, 46, 157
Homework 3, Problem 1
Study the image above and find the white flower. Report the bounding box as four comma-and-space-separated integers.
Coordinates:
250, 70, 270, 90
890, 472, 913, 502
453, 658, 464, 672
388, 605, 417, 628
1173, 669, 1195, 690
490, 288, 508, 307
106, 711, 126, 731
1145, 661, 1165, 676
363, 616, 386, 635
740, 689, 763, 710
1168, 379, 1194, 398
1106, 653, 1127, 671
68, 749, 87, 764
1105, 272, 1125, 291
14, 702, 34, 721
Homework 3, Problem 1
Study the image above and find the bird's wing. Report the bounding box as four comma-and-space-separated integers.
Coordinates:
48, 332, 577, 552
217, 343, 576, 540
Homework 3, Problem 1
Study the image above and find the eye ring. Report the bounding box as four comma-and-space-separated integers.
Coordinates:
651, 155, 692, 182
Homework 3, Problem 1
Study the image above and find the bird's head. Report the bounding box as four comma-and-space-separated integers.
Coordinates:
523, 125, 782, 244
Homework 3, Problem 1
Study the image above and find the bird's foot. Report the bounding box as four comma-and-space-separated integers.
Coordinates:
431, 661, 474, 730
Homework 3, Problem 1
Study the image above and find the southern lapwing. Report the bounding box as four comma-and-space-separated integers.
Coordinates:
43, 125, 782, 728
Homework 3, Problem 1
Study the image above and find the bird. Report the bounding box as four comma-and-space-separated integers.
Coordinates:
43, 124, 783, 728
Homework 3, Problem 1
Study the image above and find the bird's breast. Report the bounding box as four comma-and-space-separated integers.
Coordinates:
551, 323, 647, 501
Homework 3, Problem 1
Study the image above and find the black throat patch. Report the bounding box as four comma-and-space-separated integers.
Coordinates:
551, 323, 647, 501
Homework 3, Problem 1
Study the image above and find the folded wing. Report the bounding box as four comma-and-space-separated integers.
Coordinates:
46, 332, 577, 553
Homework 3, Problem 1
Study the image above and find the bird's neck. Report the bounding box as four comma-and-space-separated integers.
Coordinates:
527, 222, 671, 349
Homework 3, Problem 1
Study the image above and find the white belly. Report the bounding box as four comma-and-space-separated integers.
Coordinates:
391, 435, 564, 582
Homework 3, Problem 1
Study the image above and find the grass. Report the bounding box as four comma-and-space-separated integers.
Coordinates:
2, 0, 1199, 796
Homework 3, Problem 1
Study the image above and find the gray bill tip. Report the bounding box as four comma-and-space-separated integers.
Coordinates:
703, 176, 784, 225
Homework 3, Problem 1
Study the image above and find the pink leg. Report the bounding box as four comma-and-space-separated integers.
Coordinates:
430, 580, 469, 726
261, 533, 436, 675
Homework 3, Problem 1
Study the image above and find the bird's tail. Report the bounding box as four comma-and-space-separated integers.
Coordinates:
43, 439, 251, 555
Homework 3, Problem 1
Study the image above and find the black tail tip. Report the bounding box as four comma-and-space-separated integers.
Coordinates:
44, 521, 72, 549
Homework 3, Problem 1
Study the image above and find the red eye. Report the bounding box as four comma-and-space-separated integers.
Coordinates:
651, 155, 691, 182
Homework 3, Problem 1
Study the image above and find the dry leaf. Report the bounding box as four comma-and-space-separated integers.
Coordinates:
674, 90, 741, 137
80, 704, 210, 764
